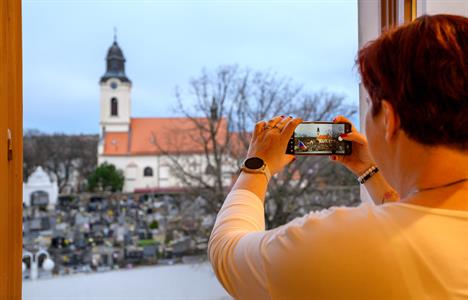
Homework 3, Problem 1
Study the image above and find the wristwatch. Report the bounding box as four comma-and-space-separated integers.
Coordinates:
239, 157, 271, 182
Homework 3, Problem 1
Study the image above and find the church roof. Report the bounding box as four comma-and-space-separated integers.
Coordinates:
107, 41, 124, 59
100, 40, 131, 83
103, 117, 232, 156
103, 132, 129, 155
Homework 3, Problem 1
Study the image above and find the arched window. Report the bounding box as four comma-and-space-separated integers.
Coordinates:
143, 167, 153, 177
111, 98, 118, 116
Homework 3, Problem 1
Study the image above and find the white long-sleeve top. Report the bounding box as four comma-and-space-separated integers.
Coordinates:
208, 189, 468, 299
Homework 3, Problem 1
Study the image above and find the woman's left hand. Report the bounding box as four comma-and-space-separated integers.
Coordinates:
246, 115, 303, 176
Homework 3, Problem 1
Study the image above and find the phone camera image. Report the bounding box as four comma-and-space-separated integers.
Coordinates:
293, 123, 350, 155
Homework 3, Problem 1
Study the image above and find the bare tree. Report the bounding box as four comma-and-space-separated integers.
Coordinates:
156, 65, 359, 229
23, 130, 98, 193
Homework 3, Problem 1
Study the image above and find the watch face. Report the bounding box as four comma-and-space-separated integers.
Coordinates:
110, 82, 118, 89
245, 157, 264, 169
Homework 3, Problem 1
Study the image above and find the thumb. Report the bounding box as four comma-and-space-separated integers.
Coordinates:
285, 155, 296, 166
339, 132, 367, 145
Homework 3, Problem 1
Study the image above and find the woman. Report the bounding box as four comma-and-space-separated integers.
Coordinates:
208, 14, 467, 299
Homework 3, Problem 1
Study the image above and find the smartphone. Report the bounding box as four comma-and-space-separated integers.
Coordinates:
286, 121, 352, 155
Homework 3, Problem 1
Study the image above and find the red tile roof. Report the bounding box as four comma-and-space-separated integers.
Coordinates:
104, 132, 129, 155
103, 117, 231, 156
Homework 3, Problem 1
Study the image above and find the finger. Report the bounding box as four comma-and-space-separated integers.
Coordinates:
332, 115, 358, 133
329, 154, 345, 163
276, 115, 292, 129
281, 117, 303, 141
338, 132, 367, 145
267, 115, 285, 128
253, 120, 267, 137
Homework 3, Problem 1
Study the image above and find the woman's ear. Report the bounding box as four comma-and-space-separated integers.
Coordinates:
381, 100, 399, 142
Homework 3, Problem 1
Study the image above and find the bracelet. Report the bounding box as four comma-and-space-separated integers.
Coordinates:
357, 166, 379, 184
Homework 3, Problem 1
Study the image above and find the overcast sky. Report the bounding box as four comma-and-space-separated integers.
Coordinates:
23, 0, 359, 134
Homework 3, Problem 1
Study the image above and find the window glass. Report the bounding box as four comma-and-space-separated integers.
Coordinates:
143, 167, 153, 177
111, 98, 118, 116
22, 1, 359, 299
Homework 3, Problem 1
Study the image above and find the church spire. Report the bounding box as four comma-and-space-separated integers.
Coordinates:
100, 29, 131, 84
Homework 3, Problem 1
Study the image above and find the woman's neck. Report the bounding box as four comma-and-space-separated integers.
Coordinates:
395, 145, 468, 211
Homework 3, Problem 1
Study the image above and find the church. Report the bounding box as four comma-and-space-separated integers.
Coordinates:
97, 37, 237, 193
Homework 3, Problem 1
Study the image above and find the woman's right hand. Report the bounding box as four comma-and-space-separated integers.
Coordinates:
330, 115, 376, 176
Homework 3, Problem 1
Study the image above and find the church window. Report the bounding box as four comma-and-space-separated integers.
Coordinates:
144, 167, 153, 177
111, 98, 118, 116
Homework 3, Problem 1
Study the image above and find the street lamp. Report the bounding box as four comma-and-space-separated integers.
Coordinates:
22, 249, 55, 280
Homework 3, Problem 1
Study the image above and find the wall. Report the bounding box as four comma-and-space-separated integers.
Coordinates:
357, 0, 381, 203
99, 153, 237, 193
100, 79, 132, 132
417, 0, 468, 16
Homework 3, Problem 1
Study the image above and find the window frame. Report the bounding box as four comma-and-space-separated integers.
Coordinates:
0, 0, 23, 298
2, 2, 422, 299
381, 0, 416, 31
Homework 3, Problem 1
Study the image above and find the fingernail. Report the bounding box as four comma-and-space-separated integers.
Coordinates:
281, 115, 285, 118
332, 117, 337, 122
331, 155, 336, 160
340, 133, 348, 138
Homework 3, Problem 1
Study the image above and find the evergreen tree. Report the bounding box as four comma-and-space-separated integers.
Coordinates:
87, 163, 124, 192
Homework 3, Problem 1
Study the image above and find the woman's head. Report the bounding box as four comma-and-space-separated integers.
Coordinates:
359, 14, 467, 151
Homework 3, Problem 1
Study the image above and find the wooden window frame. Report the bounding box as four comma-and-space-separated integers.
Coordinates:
0, 0, 23, 299
381, 0, 416, 31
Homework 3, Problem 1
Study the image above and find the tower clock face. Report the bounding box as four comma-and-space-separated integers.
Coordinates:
110, 82, 118, 89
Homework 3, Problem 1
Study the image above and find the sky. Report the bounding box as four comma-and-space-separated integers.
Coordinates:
23, 0, 359, 134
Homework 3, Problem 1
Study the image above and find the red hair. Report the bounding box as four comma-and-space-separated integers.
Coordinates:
358, 14, 468, 150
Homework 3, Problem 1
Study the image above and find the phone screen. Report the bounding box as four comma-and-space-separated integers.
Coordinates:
289, 122, 351, 155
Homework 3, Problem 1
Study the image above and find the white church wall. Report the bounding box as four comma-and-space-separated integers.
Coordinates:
99, 153, 238, 193
100, 79, 131, 133
98, 156, 154, 192
103, 124, 130, 132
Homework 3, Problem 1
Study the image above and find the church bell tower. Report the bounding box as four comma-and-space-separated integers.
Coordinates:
99, 32, 132, 134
